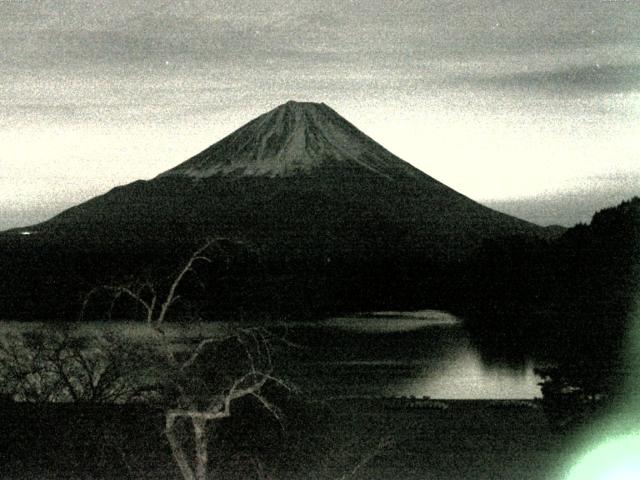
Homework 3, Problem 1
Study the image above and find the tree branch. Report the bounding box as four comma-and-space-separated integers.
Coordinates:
155, 238, 219, 328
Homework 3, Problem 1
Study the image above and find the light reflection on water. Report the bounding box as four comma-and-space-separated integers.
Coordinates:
322, 310, 460, 333
395, 348, 540, 400
294, 310, 541, 399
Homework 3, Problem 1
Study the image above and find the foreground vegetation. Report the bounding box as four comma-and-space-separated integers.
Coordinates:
0, 397, 572, 480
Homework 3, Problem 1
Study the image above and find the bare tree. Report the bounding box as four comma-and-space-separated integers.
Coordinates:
0, 325, 162, 404
86, 238, 293, 480
0, 239, 397, 480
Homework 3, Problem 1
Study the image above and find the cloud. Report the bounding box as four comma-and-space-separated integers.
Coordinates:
470, 63, 640, 94
1, 0, 638, 230
486, 176, 640, 227
3, 0, 638, 70
1, 13, 266, 67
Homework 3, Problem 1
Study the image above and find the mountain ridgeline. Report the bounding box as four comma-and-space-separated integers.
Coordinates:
2, 101, 565, 320
12, 101, 548, 256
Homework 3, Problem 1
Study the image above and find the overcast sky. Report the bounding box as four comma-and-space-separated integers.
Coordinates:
1, 0, 639, 228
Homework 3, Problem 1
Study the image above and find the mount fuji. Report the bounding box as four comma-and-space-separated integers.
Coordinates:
1, 101, 556, 319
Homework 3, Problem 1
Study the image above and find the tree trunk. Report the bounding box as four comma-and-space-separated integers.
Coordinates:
193, 417, 209, 480
166, 414, 196, 480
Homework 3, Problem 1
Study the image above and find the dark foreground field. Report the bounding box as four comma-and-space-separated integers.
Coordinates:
0, 398, 573, 480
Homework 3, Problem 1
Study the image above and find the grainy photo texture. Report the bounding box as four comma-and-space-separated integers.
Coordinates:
0, 1, 639, 479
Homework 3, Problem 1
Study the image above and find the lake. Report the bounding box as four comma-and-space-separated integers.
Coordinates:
0, 310, 542, 400
284, 310, 542, 399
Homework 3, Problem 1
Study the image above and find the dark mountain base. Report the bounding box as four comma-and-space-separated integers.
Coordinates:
0, 232, 450, 322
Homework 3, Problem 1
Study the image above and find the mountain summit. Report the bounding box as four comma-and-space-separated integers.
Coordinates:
160, 100, 426, 180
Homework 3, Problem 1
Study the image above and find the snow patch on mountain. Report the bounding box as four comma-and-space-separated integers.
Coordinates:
159, 101, 429, 181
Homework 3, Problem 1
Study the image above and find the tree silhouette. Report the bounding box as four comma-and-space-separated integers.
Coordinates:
0, 325, 162, 404
86, 238, 293, 480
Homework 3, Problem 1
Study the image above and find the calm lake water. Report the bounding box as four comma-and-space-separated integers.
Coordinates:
0, 310, 542, 399
285, 310, 542, 399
